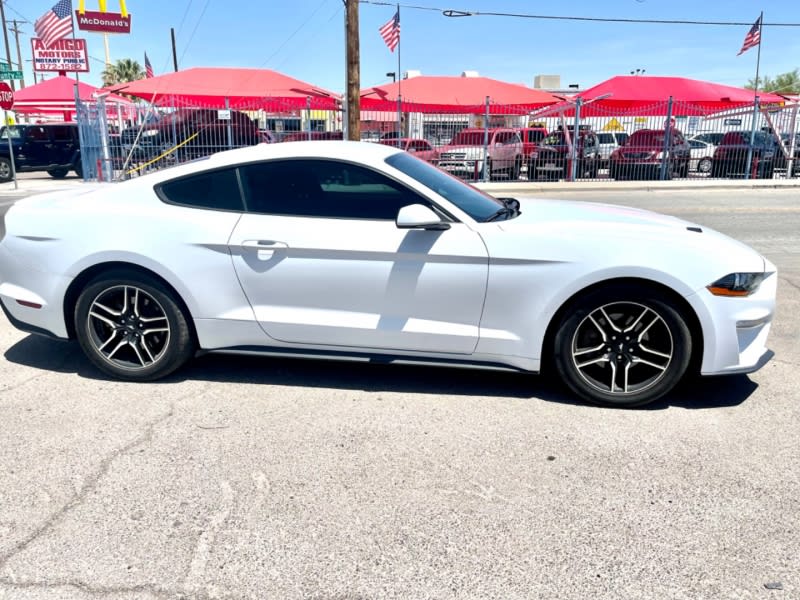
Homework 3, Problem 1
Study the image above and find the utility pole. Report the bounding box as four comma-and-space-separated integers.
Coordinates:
0, 0, 14, 91
10, 19, 25, 89
170, 28, 178, 71
344, 0, 360, 140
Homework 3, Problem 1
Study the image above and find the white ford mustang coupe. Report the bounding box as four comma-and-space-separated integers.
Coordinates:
0, 141, 776, 407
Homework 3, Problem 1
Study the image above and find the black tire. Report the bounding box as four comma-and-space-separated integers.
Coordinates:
74, 269, 195, 381
48, 168, 69, 179
73, 160, 83, 179
697, 157, 712, 174
0, 157, 12, 183
511, 156, 522, 180
527, 159, 536, 181
553, 284, 692, 407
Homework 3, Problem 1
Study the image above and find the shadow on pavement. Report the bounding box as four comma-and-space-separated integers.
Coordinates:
4, 334, 757, 410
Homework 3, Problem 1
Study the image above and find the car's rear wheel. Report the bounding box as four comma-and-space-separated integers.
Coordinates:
74, 270, 195, 381
0, 157, 12, 182
697, 157, 712, 174
553, 284, 692, 407
73, 160, 83, 179
48, 168, 69, 179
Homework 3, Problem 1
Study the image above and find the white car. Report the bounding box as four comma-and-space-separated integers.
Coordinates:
0, 142, 776, 407
688, 139, 716, 174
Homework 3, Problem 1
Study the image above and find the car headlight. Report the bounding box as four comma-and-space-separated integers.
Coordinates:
707, 272, 768, 297
142, 129, 160, 137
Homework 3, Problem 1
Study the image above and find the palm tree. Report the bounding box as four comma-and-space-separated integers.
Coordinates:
102, 58, 145, 87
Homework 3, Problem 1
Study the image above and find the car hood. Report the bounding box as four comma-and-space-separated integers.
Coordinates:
490, 197, 766, 277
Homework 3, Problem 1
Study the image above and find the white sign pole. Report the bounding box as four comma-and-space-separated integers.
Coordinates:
3, 110, 17, 190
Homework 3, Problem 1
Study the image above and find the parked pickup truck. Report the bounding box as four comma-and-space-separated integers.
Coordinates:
437, 128, 523, 180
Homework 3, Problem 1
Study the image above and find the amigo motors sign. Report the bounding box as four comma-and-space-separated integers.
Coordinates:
75, 0, 132, 34
31, 38, 90, 72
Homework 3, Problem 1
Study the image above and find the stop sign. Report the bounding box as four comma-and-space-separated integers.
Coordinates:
0, 82, 13, 110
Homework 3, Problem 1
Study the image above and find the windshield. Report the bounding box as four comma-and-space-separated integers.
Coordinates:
385, 152, 503, 222
450, 131, 488, 146
0, 126, 22, 140
542, 132, 567, 145
597, 133, 616, 144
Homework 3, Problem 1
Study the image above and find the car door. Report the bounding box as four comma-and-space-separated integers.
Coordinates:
19, 126, 52, 167
50, 125, 76, 167
229, 158, 489, 354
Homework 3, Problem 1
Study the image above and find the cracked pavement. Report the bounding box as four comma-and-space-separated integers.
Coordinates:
0, 189, 798, 599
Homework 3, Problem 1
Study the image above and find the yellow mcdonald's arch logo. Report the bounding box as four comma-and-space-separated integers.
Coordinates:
77, 0, 129, 17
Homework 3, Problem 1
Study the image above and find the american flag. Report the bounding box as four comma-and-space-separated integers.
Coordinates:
35, 0, 73, 49
144, 52, 154, 78
379, 9, 400, 53
737, 15, 762, 56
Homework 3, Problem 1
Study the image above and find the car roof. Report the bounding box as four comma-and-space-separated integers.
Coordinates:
139, 141, 404, 185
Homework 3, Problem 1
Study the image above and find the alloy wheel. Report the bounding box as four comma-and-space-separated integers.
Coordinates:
570, 301, 674, 396
85, 284, 171, 371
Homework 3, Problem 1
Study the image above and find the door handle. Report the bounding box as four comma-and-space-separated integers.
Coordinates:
240, 240, 288, 260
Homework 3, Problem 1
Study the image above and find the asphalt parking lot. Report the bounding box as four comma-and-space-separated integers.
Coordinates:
0, 184, 798, 599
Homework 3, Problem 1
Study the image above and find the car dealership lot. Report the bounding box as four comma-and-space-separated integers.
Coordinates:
0, 186, 798, 599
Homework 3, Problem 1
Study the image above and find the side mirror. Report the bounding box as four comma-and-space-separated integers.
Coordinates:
396, 204, 450, 230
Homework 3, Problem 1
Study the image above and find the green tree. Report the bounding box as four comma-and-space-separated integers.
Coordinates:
101, 58, 145, 87
745, 69, 800, 94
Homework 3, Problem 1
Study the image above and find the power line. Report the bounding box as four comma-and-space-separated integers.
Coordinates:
359, 0, 800, 27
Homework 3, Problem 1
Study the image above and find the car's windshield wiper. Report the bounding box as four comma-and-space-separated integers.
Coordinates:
485, 197, 521, 222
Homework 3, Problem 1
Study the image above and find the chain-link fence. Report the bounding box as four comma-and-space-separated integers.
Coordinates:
75, 92, 799, 184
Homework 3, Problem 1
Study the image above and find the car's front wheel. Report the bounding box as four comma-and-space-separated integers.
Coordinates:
74, 270, 195, 381
697, 157, 712, 174
553, 284, 692, 407
0, 157, 12, 182
48, 168, 69, 179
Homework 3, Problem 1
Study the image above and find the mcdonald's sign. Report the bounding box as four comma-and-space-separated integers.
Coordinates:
75, 0, 132, 34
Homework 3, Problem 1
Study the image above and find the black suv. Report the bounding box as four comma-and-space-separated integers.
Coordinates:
527, 126, 600, 180
711, 131, 777, 179
119, 108, 259, 165
0, 123, 82, 182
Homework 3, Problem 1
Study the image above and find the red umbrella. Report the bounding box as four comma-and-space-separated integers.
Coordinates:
12, 75, 134, 120
361, 75, 559, 113
539, 75, 786, 117
109, 67, 340, 110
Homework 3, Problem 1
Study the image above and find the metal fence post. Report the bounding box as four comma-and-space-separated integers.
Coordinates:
97, 96, 112, 182
745, 96, 760, 180
570, 97, 582, 182
397, 93, 402, 141
171, 98, 179, 162
482, 95, 490, 182
306, 96, 312, 141
659, 96, 674, 180
225, 97, 233, 149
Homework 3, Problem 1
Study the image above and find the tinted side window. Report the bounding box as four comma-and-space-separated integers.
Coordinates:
26, 126, 49, 141
157, 168, 243, 211
240, 159, 431, 220
52, 126, 73, 141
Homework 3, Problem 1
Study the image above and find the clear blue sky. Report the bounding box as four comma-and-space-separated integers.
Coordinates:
11, 0, 800, 93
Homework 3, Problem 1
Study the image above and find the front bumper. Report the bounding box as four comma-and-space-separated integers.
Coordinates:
691, 266, 777, 376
